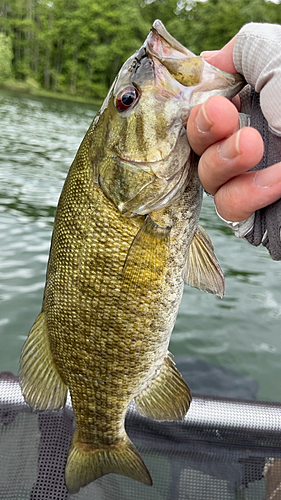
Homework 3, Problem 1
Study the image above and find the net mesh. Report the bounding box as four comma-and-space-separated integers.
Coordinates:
1, 370, 281, 500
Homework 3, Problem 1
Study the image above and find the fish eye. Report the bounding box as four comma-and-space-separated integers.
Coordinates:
115, 86, 139, 112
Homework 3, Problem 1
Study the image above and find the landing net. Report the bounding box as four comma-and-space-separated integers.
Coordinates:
1, 370, 281, 500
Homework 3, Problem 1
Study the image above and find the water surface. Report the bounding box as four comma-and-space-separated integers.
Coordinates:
0, 90, 280, 402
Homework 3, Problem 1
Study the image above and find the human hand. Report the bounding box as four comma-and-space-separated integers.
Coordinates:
187, 36, 281, 223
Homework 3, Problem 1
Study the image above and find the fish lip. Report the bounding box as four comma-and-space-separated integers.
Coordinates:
147, 19, 193, 58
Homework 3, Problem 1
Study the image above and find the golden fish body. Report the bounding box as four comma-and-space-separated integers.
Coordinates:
19, 20, 244, 493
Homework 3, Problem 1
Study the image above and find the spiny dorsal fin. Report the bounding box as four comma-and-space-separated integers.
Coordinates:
183, 225, 225, 298
135, 353, 191, 421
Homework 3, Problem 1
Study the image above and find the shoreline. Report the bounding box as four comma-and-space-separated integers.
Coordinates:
0, 80, 102, 106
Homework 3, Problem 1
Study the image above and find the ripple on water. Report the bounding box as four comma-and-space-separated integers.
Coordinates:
1, 91, 281, 401
0, 91, 100, 373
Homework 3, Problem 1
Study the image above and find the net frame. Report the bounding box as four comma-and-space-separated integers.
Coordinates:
1, 371, 281, 500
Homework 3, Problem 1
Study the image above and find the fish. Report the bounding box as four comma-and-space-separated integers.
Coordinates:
19, 19, 245, 494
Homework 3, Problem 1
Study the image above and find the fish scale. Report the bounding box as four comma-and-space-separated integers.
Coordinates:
19, 19, 245, 493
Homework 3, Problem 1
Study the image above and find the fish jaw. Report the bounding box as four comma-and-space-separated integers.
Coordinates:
146, 20, 205, 88
146, 19, 245, 105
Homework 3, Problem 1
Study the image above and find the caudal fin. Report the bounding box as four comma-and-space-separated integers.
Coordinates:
65, 430, 152, 493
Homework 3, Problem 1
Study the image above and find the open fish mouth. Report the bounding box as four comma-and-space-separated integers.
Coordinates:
145, 20, 205, 88
145, 19, 245, 95
148, 19, 192, 57
147, 21, 200, 62
147, 19, 197, 64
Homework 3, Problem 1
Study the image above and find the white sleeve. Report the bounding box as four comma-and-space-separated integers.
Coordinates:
233, 22, 281, 137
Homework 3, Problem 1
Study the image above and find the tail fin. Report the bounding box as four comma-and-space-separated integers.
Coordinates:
65, 430, 152, 493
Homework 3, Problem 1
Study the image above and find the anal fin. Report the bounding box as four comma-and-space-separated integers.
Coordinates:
183, 224, 225, 298
135, 353, 191, 421
19, 311, 67, 410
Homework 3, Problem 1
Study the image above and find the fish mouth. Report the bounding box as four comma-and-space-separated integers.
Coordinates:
145, 19, 245, 94
145, 20, 204, 88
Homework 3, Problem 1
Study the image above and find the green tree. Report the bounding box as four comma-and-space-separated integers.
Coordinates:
0, 33, 13, 81
1, 0, 280, 99
141, 0, 281, 54
50, 0, 150, 97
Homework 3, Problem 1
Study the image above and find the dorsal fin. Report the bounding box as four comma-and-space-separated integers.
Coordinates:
183, 225, 225, 298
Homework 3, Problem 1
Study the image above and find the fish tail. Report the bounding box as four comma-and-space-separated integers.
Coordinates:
65, 429, 152, 493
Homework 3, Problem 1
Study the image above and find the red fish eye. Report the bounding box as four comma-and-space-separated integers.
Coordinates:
116, 87, 139, 111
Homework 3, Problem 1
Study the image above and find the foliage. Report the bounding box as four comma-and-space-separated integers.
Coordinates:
0, 0, 280, 99
0, 32, 13, 81
174, 0, 281, 53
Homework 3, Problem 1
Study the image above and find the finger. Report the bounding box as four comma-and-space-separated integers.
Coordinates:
187, 95, 240, 157
215, 163, 281, 221
201, 36, 237, 73
198, 127, 264, 195
201, 40, 240, 110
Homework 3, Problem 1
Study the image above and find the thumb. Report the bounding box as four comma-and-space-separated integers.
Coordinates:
201, 36, 237, 74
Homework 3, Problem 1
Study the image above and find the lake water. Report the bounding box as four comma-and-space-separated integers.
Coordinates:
0, 90, 281, 403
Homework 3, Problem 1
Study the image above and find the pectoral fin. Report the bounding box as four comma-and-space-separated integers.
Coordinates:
19, 311, 67, 410
135, 353, 191, 421
122, 215, 170, 290
183, 225, 225, 298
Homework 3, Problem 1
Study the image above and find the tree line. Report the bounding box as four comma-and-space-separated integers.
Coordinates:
0, 0, 280, 99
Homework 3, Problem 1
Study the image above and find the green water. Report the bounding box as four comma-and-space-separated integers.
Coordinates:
0, 90, 280, 402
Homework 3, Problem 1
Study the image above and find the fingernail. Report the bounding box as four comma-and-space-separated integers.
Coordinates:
200, 50, 219, 60
218, 130, 241, 160
254, 163, 281, 188
196, 102, 213, 133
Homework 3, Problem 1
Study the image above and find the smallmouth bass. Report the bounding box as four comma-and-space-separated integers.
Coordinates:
19, 20, 245, 493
